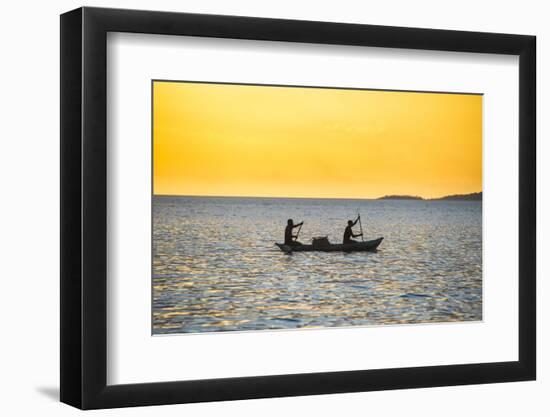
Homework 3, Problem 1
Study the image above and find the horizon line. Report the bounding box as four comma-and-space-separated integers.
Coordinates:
152, 191, 482, 201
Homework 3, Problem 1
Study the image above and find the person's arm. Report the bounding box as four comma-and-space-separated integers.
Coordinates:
352, 215, 360, 227
352, 232, 363, 238
292, 221, 303, 239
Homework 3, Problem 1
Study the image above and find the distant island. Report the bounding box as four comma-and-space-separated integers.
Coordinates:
433, 192, 482, 201
378, 192, 482, 201
378, 195, 423, 200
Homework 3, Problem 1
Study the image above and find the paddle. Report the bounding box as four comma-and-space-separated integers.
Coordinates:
294, 222, 303, 241
357, 211, 364, 242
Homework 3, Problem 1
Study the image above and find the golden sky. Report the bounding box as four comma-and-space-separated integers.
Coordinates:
153, 81, 482, 199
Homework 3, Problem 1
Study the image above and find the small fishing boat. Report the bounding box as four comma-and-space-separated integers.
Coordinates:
275, 236, 383, 253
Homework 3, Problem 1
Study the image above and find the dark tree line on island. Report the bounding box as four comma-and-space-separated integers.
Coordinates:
378, 192, 482, 201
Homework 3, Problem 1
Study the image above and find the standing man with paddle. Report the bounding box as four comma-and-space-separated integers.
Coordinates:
285, 219, 304, 246
343, 215, 363, 244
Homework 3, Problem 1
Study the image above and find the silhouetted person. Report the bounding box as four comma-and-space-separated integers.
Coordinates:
285, 219, 304, 246
343, 215, 362, 244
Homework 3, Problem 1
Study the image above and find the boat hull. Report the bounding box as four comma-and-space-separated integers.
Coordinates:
275, 237, 383, 253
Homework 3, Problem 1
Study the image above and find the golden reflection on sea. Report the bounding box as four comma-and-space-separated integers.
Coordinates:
152, 196, 482, 334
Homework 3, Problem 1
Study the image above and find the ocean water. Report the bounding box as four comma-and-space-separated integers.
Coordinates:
152, 196, 482, 334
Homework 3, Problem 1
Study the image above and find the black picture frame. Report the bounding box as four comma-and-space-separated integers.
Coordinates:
60, 6, 536, 410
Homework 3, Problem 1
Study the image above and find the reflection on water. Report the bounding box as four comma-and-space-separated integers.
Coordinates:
153, 196, 482, 334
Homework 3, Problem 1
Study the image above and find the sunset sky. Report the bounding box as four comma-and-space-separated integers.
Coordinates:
153, 81, 482, 199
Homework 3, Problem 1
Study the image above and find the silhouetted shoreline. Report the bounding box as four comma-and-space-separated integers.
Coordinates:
378, 192, 482, 201
377, 195, 423, 200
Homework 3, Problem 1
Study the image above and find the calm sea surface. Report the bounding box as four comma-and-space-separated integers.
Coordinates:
153, 196, 482, 334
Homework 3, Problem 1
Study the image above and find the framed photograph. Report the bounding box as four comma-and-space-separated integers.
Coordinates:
60, 7, 536, 409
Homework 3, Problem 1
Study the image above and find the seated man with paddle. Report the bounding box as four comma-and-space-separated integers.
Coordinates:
285, 219, 304, 246
343, 215, 363, 244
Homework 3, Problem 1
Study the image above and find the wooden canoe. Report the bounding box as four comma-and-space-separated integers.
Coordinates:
275, 237, 383, 253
